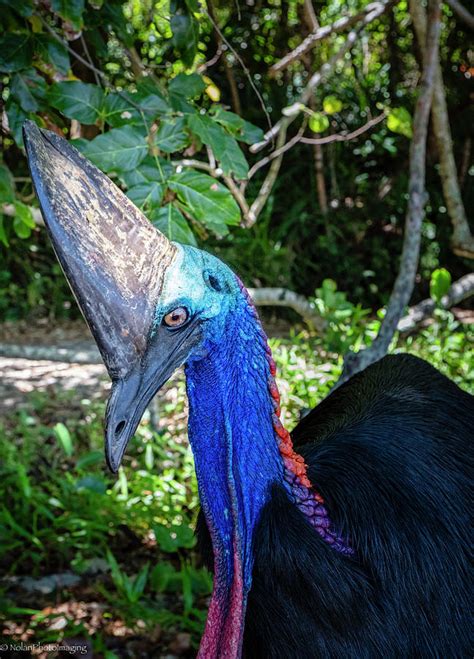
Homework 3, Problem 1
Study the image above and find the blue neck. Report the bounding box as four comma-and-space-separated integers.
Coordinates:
185, 290, 284, 655
185, 285, 352, 656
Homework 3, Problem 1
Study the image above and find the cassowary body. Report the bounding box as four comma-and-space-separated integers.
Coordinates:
24, 122, 473, 658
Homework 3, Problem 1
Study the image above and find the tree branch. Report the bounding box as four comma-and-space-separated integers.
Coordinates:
270, 0, 394, 77
247, 123, 307, 180
397, 272, 474, 332
251, 28, 363, 154
446, 0, 474, 29
300, 112, 386, 144
245, 124, 288, 226
338, 0, 442, 384
2, 272, 471, 365
247, 287, 326, 331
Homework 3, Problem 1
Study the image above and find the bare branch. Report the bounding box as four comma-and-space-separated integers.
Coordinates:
80, 34, 101, 86
39, 16, 108, 84
251, 28, 362, 154
270, 0, 394, 77
446, 0, 474, 29
411, 2, 474, 258
247, 123, 307, 179
223, 175, 251, 220
173, 159, 221, 175
300, 112, 386, 144
203, 2, 272, 131
248, 287, 326, 331
245, 124, 288, 226
397, 272, 474, 332
338, 0, 442, 384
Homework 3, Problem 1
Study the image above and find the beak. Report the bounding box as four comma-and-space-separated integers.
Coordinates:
104, 318, 201, 472
23, 121, 181, 472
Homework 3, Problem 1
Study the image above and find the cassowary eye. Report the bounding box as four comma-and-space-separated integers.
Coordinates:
163, 307, 189, 328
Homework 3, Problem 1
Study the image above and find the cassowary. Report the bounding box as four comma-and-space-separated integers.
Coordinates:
24, 122, 473, 658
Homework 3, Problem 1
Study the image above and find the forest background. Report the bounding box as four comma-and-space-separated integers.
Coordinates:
0, 0, 472, 656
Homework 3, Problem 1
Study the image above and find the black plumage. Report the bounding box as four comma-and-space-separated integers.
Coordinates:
198, 354, 473, 657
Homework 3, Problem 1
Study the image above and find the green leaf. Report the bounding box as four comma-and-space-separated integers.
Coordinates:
6, 101, 31, 146
0, 0, 33, 17
101, 93, 135, 127
0, 34, 32, 72
155, 117, 189, 153
35, 35, 70, 74
17, 464, 32, 499
105, 85, 169, 128
80, 126, 148, 173
47, 81, 104, 124
120, 156, 172, 187
238, 120, 264, 145
387, 107, 413, 138
130, 79, 170, 118
144, 443, 154, 471
430, 268, 452, 303
153, 523, 196, 552
131, 563, 149, 601
309, 112, 330, 133
323, 95, 343, 114
54, 422, 73, 457
187, 114, 249, 179
149, 204, 197, 246
150, 561, 178, 592
76, 450, 104, 469
169, 170, 240, 236
0, 164, 15, 203
127, 182, 165, 211
169, 73, 205, 98
169, 73, 205, 112
14, 202, 35, 228
0, 217, 9, 247
211, 107, 244, 133
10, 68, 47, 113
13, 202, 35, 239
51, 0, 85, 30
170, 0, 199, 68
106, 549, 124, 589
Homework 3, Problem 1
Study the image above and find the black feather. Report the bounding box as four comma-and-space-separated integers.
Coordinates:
198, 354, 473, 657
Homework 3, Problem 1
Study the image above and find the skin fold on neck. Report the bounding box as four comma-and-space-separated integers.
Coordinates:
185, 281, 351, 657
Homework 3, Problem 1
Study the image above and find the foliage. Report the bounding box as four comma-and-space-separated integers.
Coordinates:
0, 0, 471, 319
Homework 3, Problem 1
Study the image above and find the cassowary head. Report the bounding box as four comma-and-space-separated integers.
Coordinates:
23, 121, 241, 471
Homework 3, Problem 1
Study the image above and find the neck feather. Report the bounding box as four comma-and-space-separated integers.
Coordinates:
185, 282, 351, 658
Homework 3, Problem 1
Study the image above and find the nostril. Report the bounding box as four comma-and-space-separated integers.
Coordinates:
115, 420, 126, 436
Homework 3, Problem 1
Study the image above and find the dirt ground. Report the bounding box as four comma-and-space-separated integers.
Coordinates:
0, 320, 108, 414
0, 315, 293, 414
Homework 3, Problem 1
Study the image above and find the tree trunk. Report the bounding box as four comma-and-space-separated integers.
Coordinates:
338, 0, 442, 384
411, 1, 474, 258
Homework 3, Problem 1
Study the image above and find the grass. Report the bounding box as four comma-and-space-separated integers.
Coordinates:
0, 312, 472, 655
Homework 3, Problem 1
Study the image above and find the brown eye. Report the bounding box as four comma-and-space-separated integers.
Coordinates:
163, 307, 189, 328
